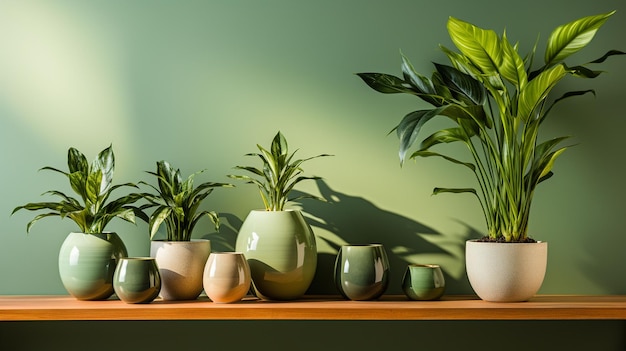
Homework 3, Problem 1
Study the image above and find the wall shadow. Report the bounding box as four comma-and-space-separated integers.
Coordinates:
200, 213, 242, 253
201, 180, 478, 295
293, 180, 474, 295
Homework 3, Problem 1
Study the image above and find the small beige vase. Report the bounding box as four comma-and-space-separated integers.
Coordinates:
203, 252, 251, 303
150, 239, 211, 301
465, 240, 548, 302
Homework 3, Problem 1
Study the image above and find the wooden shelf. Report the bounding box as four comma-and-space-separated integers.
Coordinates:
2, 295, 626, 321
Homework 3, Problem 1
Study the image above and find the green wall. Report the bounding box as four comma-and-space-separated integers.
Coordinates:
1, 0, 626, 349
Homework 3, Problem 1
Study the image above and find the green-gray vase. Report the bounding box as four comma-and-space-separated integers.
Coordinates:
113, 257, 161, 304
235, 209, 317, 300
334, 244, 389, 301
402, 264, 445, 301
58, 232, 128, 301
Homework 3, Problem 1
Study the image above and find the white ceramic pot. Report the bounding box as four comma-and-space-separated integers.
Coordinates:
150, 239, 211, 301
203, 252, 251, 303
465, 240, 548, 302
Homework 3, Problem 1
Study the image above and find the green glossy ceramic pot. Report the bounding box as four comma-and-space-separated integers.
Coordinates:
235, 210, 317, 300
402, 264, 445, 301
113, 257, 161, 304
334, 244, 389, 301
58, 232, 128, 301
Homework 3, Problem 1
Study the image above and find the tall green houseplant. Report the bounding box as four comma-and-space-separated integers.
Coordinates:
357, 11, 624, 242
12, 145, 149, 300
229, 131, 331, 300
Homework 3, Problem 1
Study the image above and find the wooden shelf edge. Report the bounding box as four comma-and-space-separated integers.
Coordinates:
2, 295, 626, 321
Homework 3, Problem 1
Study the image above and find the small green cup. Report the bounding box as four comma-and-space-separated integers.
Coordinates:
113, 257, 161, 304
402, 264, 445, 301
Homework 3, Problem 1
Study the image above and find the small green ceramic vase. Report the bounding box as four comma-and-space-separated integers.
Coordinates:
334, 244, 389, 301
113, 257, 161, 304
402, 264, 446, 301
58, 232, 128, 301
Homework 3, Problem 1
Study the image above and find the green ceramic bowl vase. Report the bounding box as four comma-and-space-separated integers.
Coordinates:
401, 264, 446, 301
235, 209, 317, 301
113, 257, 161, 304
58, 232, 128, 301
334, 244, 390, 301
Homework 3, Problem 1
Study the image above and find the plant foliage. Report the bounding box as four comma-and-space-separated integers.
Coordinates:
229, 131, 331, 211
12, 145, 148, 234
140, 160, 234, 241
357, 11, 624, 242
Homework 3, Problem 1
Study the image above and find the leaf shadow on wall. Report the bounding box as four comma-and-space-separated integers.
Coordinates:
203, 180, 479, 295
293, 180, 477, 295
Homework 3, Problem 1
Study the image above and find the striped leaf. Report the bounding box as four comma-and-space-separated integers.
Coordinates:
545, 11, 615, 66
447, 16, 502, 74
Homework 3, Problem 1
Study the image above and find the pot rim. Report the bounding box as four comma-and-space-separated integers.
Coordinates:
151, 238, 210, 243
466, 239, 547, 244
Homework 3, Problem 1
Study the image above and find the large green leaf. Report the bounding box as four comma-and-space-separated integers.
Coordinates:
401, 53, 434, 94
95, 145, 114, 195
500, 32, 528, 88
434, 63, 486, 105
67, 147, 88, 175
518, 64, 567, 122
545, 11, 615, 66
395, 108, 443, 164
355, 73, 414, 94
433, 187, 478, 197
149, 206, 172, 239
412, 150, 476, 171
447, 16, 502, 74
418, 128, 470, 150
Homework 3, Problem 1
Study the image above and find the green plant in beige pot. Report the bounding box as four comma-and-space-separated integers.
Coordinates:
229, 131, 331, 300
12, 145, 148, 300
141, 160, 233, 300
357, 11, 624, 301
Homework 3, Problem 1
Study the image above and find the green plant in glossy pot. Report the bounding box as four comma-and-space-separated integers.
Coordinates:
140, 160, 233, 300
229, 131, 331, 300
12, 145, 149, 300
357, 12, 624, 301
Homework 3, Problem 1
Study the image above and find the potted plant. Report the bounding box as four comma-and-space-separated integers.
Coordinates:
356, 11, 624, 301
140, 160, 233, 300
229, 131, 331, 300
12, 145, 148, 300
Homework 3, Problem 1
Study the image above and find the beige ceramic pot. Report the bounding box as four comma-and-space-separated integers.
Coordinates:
465, 240, 548, 302
203, 252, 251, 303
150, 239, 211, 301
